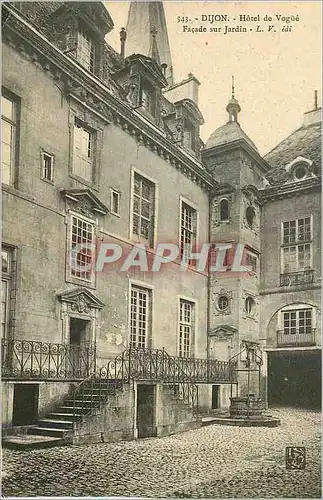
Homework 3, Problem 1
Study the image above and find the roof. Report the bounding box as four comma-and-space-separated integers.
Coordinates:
204, 121, 258, 152
264, 121, 321, 185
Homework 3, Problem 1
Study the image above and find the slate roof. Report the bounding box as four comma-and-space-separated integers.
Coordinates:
204, 121, 258, 152
264, 121, 321, 185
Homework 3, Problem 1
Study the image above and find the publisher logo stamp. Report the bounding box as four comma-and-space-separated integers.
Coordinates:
285, 447, 306, 470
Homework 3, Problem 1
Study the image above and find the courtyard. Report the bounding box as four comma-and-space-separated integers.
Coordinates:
2, 408, 321, 499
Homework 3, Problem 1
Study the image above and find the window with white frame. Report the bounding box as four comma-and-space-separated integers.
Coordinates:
179, 299, 194, 358
283, 308, 312, 335
41, 151, 54, 182
2, 92, 18, 185
130, 286, 150, 348
110, 189, 120, 216
180, 201, 197, 263
282, 217, 312, 273
70, 215, 95, 282
72, 120, 94, 183
1, 248, 13, 338
76, 30, 95, 73
132, 173, 155, 246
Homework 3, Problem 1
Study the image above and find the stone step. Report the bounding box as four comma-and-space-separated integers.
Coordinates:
2, 434, 66, 450
38, 418, 74, 430
48, 412, 83, 421
29, 426, 71, 438
59, 406, 91, 415
64, 399, 101, 407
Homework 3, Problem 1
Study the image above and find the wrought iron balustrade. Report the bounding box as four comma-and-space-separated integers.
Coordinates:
280, 270, 314, 287
1, 339, 96, 380
277, 329, 316, 347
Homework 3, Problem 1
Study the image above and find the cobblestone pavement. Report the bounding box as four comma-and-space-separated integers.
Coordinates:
2, 409, 321, 498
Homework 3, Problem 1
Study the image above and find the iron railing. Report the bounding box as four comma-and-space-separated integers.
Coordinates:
280, 270, 314, 287
1, 339, 96, 379
277, 329, 316, 347
73, 347, 238, 421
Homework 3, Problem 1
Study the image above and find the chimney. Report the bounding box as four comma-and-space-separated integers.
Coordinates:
303, 90, 322, 127
120, 27, 126, 58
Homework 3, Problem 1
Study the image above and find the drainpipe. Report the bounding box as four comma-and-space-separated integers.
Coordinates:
206, 192, 212, 376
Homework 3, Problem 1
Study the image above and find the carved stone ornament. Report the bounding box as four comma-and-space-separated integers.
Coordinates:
209, 325, 238, 339
71, 293, 90, 314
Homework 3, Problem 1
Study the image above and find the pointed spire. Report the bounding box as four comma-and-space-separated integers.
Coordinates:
120, 27, 127, 58
148, 25, 161, 65
126, 1, 174, 86
226, 75, 241, 123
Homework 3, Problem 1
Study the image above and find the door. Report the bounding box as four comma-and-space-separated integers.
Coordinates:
136, 384, 156, 438
212, 385, 220, 409
12, 384, 39, 426
69, 318, 90, 377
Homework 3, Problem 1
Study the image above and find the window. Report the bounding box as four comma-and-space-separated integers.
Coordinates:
110, 189, 120, 216
132, 173, 155, 246
245, 252, 257, 273
283, 309, 312, 335
180, 202, 197, 263
293, 164, 307, 180
73, 120, 94, 183
282, 218, 312, 273
179, 299, 194, 358
130, 286, 150, 348
140, 81, 157, 117
1, 248, 12, 338
41, 151, 54, 182
219, 199, 229, 221
76, 30, 95, 72
245, 296, 255, 315
70, 215, 95, 282
246, 206, 255, 227
218, 295, 229, 311
183, 119, 196, 151
2, 93, 18, 185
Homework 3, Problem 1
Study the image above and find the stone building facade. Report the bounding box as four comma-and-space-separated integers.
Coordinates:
1, 1, 321, 443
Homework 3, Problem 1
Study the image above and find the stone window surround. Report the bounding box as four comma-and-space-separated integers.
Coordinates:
213, 288, 233, 316
179, 195, 199, 263
68, 102, 104, 190
1, 87, 20, 188
40, 148, 54, 184
241, 290, 259, 322
129, 167, 159, 248
278, 303, 316, 331
65, 210, 97, 290
177, 295, 197, 358
128, 279, 154, 350
280, 215, 313, 274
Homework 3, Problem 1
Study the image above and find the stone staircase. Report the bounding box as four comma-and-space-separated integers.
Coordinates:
3, 380, 122, 449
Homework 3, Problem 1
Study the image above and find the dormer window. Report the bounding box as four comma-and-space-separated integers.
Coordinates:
76, 29, 95, 73
140, 80, 157, 117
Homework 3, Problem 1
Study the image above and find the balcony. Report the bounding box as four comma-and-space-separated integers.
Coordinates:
280, 270, 314, 287
277, 329, 316, 348
1, 340, 96, 380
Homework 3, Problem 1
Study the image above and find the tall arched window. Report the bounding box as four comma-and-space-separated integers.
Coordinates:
220, 199, 229, 221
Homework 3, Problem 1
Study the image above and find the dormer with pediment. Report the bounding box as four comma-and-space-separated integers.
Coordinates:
161, 98, 204, 158
284, 156, 317, 184
113, 52, 168, 126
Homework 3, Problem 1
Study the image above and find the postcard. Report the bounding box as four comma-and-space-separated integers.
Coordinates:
1, 1, 321, 499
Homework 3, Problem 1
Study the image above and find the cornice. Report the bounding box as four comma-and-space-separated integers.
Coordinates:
2, 4, 215, 192
260, 177, 321, 203
202, 138, 271, 173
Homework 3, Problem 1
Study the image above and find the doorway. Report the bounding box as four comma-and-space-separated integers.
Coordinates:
212, 385, 220, 409
268, 350, 321, 409
12, 384, 39, 426
69, 317, 90, 377
136, 384, 156, 438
